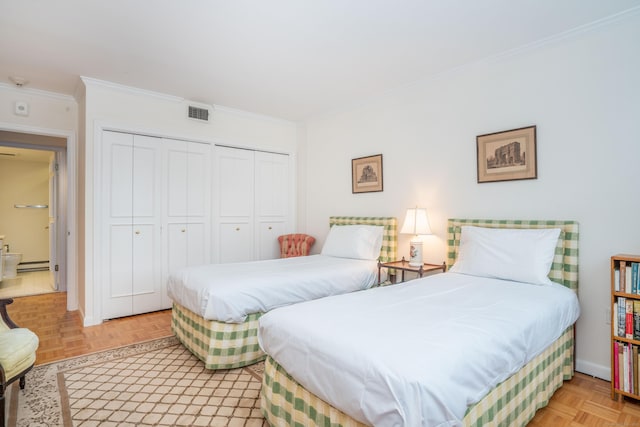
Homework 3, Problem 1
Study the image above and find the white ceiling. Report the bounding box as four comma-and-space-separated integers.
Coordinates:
1, 1, 638, 121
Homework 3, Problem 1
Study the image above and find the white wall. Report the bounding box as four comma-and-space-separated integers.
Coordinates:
303, 12, 640, 379
0, 84, 77, 131
80, 79, 299, 325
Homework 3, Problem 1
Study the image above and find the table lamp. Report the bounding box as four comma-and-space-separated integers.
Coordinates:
400, 207, 432, 267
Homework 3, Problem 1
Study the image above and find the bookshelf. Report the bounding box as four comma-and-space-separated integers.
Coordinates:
611, 254, 640, 401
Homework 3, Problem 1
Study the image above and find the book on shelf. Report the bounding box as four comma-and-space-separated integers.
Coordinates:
627, 299, 634, 339
615, 267, 621, 292
624, 344, 630, 392
614, 301, 619, 337
634, 301, 640, 340
619, 297, 627, 338
631, 345, 638, 394
619, 343, 625, 392
631, 343, 635, 394
621, 261, 627, 293
633, 263, 639, 294
614, 341, 620, 389
627, 265, 634, 293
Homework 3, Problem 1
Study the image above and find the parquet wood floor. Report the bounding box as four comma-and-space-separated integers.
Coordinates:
6, 291, 640, 426
5, 291, 172, 365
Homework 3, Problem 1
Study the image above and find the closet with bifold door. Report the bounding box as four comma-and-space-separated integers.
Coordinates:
213, 145, 291, 263
101, 131, 163, 319
254, 150, 291, 259
162, 138, 211, 309
101, 131, 211, 319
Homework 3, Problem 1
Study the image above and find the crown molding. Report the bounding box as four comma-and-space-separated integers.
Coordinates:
0, 82, 76, 103
80, 76, 185, 103
213, 104, 296, 125
478, 5, 640, 66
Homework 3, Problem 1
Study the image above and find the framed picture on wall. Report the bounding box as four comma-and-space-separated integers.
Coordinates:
477, 125, 537, 183
352, 154, 383, 193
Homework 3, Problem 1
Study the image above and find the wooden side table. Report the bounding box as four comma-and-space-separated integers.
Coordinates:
378, 257, 446, 284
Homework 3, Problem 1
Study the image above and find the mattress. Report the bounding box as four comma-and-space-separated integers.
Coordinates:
258, 272, 580, 426
167, 254, 378, 323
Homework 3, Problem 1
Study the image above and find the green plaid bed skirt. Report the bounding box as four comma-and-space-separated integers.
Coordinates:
261, 326, 574, 426
171, 303, 265, 370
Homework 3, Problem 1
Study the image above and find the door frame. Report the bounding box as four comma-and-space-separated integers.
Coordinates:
0, 122, 77, 311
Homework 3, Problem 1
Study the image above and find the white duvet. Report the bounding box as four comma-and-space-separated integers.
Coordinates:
167, 254, 378, 323
258, 272, 580, 427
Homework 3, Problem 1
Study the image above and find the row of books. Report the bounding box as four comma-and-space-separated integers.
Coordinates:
614, 297, 640, 339
615, 261, 640, 294
614, 341, 640, 394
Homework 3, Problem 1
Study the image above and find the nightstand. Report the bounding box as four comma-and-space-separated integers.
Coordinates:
378, 257, 446, 284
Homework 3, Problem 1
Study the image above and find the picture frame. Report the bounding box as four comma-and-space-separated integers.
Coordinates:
352, 154, 383, 193
476, 125, 537, 183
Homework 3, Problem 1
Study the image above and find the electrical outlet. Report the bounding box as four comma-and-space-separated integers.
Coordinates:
605, 307, 612, 325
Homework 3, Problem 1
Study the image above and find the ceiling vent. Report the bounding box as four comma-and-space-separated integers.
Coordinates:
188, 105, 210, 122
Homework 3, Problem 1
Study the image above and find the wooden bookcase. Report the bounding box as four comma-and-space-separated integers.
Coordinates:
611, 254, 640, 400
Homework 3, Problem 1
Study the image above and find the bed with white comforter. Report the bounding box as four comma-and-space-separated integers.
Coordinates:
258, 272, 580, 426
168, 254, 378, 323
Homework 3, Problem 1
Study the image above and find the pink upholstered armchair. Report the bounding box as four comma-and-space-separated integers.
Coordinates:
278, 234, 316, 258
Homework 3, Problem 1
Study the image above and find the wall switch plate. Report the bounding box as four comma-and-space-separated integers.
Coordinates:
14, 101, 29, 116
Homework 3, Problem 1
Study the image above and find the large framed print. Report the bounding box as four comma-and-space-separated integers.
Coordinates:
352, 154, 383, 193
477, 125, 537, 183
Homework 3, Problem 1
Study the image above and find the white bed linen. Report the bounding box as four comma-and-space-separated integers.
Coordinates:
167, 254, 378, 323
258, 272, 580, 427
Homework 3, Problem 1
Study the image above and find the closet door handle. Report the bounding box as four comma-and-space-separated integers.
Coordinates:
135, 230, 141, 235
235, 227, 240, 231
268, 226, 272, 230
181, 229, 186, 233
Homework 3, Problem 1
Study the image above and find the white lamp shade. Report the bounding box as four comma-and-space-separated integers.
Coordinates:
400, 208, 432, 236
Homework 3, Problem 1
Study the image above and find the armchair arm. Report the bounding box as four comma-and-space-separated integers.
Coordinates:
0, 298, 18, 329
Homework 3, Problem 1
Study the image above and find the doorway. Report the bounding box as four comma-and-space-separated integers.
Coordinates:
0, 137, 67, 298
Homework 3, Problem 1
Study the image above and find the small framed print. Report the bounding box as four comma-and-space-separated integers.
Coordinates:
477, 125, 537, 183
352, 154, 383, 193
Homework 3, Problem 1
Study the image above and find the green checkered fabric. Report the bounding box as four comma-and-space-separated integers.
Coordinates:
446, 219, 579, 291
261, 327, 574, 427
329, 216, 398, 263
462, 327, 574, 426
172, 303, 265, 370
262, 356, 367, 427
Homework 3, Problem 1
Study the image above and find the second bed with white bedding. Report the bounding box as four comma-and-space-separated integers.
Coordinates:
258, 272, 580, 426
167, 254, 378, 323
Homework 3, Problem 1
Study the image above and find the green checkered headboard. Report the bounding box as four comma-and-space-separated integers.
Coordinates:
329, 216, 397, 263
446, 219, 579, 291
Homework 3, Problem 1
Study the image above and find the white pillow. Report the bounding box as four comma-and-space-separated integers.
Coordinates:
449, 225, 561, 285
321, 225, 384, 260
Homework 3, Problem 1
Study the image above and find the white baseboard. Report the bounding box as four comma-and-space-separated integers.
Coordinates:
576, 358, 610, 381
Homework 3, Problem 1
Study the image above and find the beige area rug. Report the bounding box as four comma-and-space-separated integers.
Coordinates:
6, 336, 268, 426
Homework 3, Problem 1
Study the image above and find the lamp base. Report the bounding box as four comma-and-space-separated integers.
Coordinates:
408, 239, 423, 267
